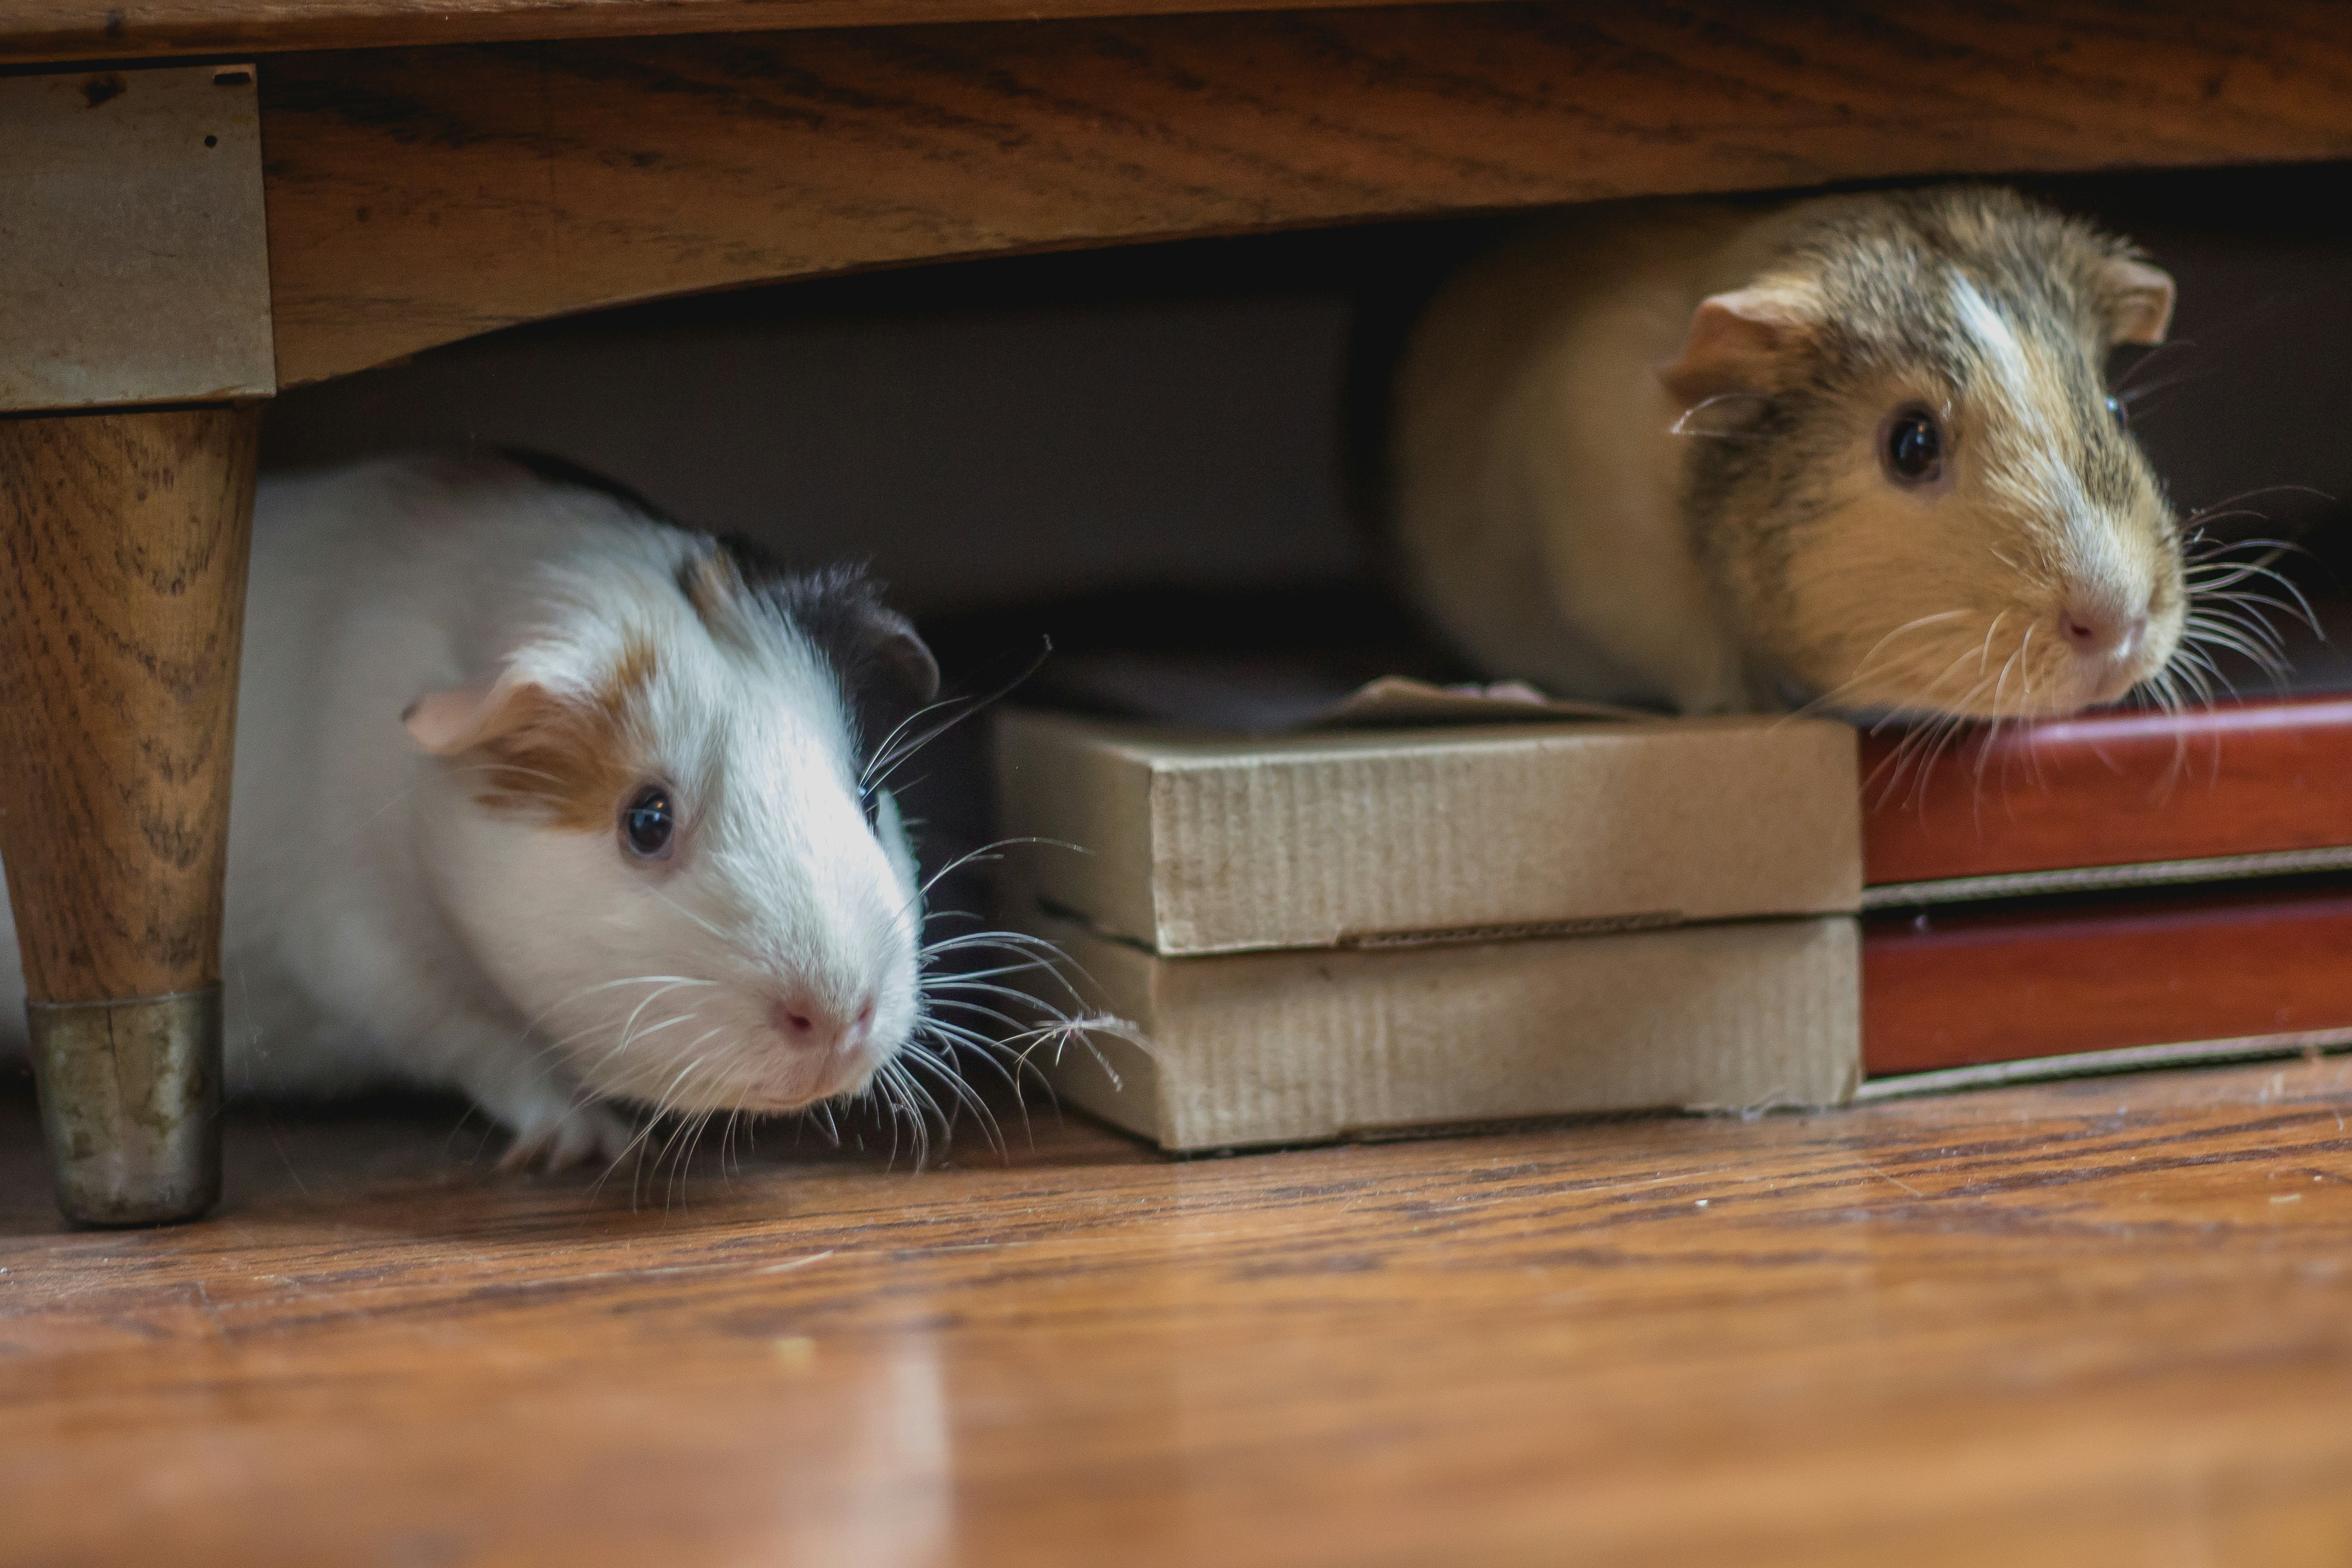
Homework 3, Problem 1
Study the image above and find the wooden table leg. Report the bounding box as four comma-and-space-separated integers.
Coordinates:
0, 405, 259, 1226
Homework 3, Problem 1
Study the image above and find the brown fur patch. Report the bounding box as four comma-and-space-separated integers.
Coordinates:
678, 547, 746, 632
470, 640, 659, 831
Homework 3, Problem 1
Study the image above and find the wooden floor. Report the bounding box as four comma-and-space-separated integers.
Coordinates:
6, 1057, 2352, 1567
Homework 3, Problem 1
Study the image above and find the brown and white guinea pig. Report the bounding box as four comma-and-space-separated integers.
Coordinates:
1391, 185, 2192, 719
0, 453, 948, 1168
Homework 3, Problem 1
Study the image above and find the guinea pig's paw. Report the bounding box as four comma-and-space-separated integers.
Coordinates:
497, 1101, 637, 1173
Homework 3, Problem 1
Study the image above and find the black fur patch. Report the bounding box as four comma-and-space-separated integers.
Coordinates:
719, 537, 941, 762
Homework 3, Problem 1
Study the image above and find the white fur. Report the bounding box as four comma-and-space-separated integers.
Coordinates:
0, 455, 923, 1164
1948, 275, 2033, 410
1950, 274, 2152, 696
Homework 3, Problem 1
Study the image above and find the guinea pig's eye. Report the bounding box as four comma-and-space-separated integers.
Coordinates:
2105, 393, 2129, 430
1882, 406, 1944, 485
620, 784, 676, 859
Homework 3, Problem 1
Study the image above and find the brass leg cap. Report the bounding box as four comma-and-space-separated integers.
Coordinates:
27, 986, 223, 1226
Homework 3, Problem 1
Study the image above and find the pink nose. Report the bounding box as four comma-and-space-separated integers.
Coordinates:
767, 993, 877, 1055
2059, 605, 2148, 660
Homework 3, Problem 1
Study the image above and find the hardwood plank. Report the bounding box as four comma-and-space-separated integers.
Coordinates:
1864, 696, 2352, 888
5, 1059, 2352, 1565
1864, 884, 2352, 1075
259, 0, 2352, 385
0, 0, 1457, 66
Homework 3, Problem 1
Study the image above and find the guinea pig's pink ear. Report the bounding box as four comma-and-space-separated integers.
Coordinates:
2098, 257, 2175, 346
1658, 288, 1813, 406
402, 678, 536, 755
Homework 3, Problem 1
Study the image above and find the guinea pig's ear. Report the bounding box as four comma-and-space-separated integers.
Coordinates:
2097, 257, 2175, 346
778, 563, 941, 718
861, 607, 942, 712
1659, 288, 1815, 405
677, 546, 748, 628
402, 676, 538, 755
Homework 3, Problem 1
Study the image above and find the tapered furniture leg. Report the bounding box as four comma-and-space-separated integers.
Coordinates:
0, 406, 260, 1225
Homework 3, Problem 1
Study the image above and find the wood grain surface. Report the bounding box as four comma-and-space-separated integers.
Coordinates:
4, 1058, 2352, 1565
1864, 696, 2352, 886
0, 0, 1456, 65
0, 407, 259, 1003
258, 0, 2352, 386
1865, 884, 2352, 1075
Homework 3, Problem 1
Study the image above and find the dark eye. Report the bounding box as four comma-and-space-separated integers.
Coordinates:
620, 784, 676, 858
1883, 406, 1943, 485
2105, 393, 2128, 430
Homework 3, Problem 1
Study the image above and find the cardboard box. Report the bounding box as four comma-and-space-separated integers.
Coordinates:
997, 709, 1861, 956
993, 706, 1863, 1150
992, 693, 2352, 1122
1033, 911, 1860, 1151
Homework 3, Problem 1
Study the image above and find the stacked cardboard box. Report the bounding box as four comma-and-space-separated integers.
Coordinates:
994, 690, 2352, 1148
995, 708, 1862, 1150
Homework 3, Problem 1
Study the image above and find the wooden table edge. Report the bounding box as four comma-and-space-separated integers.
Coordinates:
0, 0, 1482, 67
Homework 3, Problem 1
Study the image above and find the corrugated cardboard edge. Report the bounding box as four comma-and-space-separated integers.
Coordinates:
994, 708, 1861, 958
1021, 910, 1862, 1151
995, 711, 1164, 947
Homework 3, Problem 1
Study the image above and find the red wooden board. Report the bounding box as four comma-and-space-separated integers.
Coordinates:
1859, 695, 2352, 886
1862, 884, 2352, 1075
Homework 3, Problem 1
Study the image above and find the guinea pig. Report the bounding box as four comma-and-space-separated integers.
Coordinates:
1390, 185, 2195, 720
0, 453, 947, 1168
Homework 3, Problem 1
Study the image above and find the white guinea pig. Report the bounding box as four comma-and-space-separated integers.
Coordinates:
1, 453, 948, 1168
1393, 185, 2204, 720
